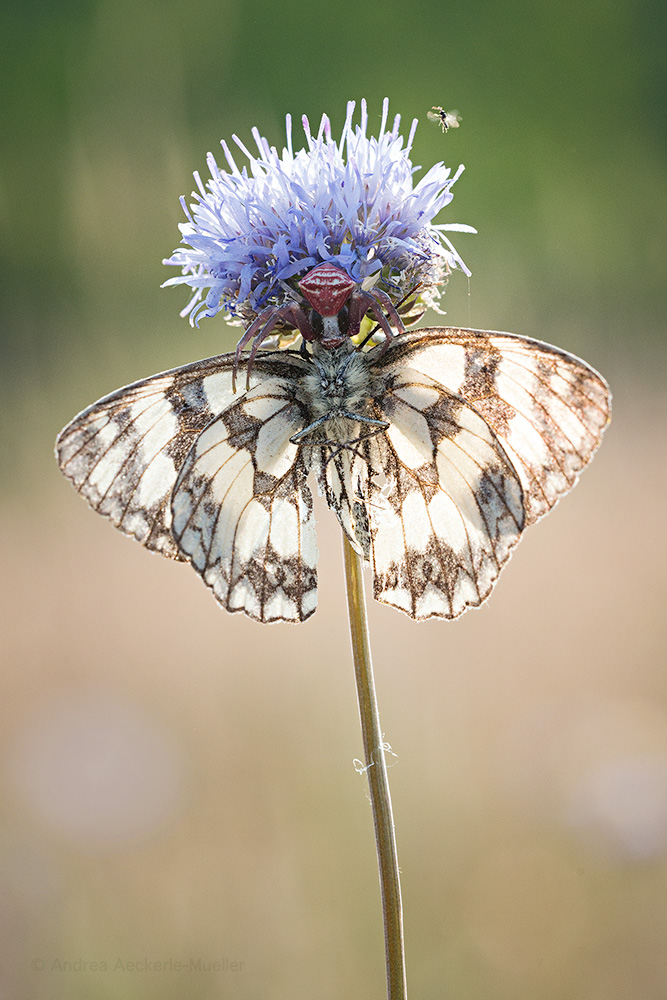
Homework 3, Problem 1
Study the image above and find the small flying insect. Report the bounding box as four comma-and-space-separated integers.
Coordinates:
427, 107, 461, 133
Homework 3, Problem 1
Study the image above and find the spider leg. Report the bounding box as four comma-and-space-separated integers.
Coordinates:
233, 305, 277, 392
244, 312, 289, 389
245, 302, 318, 387
357, 282, 424, 349
358, 291, 395, 345
283, 302, 316, 343
346, 291, 369, 339
346, 289, 405, 348
233, 302, 315, 392
370, 287, 407, 335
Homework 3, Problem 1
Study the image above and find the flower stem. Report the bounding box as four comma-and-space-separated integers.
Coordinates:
342, 534, 407, 1000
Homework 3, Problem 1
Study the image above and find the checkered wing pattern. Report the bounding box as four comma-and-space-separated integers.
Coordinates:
57, 327, 610, 623
364, 328, 610, 618
56, 354, 318, 622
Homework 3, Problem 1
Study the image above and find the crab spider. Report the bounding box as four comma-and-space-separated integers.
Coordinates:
232, 263, 406, 389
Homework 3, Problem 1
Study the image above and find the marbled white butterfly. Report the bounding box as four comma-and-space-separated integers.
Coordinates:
56, 328, 610, 623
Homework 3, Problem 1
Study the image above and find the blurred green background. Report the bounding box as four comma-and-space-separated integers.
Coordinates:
2, 0, 666, 998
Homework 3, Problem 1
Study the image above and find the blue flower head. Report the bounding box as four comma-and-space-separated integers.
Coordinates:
163, 98, 475, 330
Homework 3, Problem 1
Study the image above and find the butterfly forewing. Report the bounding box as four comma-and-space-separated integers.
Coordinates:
56, 357, 239, 559
382, 328, 610, 525
56, 352, 318, 622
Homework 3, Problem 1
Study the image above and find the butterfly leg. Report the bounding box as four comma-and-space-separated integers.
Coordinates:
291, 410, 388, 446
339, 412, 390, 431
322, 420, 388, 465
290, 412, 337, 444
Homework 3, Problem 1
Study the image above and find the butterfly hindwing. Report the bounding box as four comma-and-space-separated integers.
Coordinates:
171, 379, 318, 622
318, 444, 374, 560
367, 368, 525, 619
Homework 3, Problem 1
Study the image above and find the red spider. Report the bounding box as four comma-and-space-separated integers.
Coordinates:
233, 263, 406, 388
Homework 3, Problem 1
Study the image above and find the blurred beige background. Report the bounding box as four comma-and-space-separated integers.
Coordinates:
2, 0, 666, 997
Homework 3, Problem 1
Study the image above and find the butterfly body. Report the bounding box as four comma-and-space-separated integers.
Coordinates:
295, 344, 385, 436
57, 328, 610, 623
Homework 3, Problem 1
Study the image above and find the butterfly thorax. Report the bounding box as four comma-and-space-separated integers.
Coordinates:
286, 342, 384, 453
300, 345, 374, 417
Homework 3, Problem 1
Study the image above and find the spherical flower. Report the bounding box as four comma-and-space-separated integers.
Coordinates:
163, 98, 476, 330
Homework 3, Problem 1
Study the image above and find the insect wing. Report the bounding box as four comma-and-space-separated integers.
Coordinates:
57, 329, 609, 624
318, 447, 374, 560
56, 352, 318, 622
427, 108, 461, 132
56, 354, 246, 559
171, 379, 318, 622
367, 369, 525, 619
384, 328, 611, 525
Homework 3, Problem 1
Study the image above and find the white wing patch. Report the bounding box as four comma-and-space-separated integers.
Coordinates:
57, 328, 609, 623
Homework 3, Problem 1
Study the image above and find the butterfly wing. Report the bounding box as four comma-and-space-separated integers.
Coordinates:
56, 354, 243, 558
367, 369, 525, 619
56, 352, 318, 622
170, 379, 317, 622
378, 327, 611, 524
315, 444, 374, 561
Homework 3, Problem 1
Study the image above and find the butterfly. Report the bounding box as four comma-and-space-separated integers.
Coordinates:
56, 328, 610, 623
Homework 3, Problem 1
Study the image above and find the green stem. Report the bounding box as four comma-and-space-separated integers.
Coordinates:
342, 534, 407, 1000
